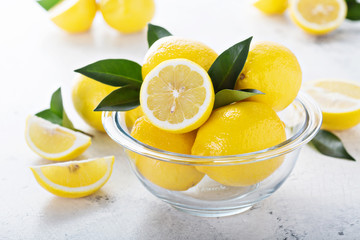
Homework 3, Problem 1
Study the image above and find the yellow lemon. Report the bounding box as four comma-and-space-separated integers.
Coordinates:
142, 36, 218, 79
50, 0, 97, 33
130, 116, 204, 191
30, 156, 114, 198
289, 0, 347, 35
72, 75, 117, 132
124, 106, 144, 130
140, 59, 214, 133
25, 115, 91, 161
235, 41, 302, 111
192, 101, 286, 187
254, 0, 288, 14
303, 79, 360, 130
99, 0, 155, 33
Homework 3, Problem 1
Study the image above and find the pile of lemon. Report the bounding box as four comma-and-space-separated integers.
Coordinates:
253, 0, 348, 35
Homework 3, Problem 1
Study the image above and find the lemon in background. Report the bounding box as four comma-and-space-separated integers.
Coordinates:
50, 0, 97, 33
99, 0, 155, 33
72, 75, 117, 132
192, 101, 286, 186
142, 36, 218, 79
253, 0, 288, 15
235, 41, 302, 112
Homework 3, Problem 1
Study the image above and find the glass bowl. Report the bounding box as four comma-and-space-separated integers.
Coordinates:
103, 92, 322, 217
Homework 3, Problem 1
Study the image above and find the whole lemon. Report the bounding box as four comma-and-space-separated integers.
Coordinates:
192, 101, 286, 187
99, 0, 155, 33
125, 106, 144, 130
142, 36, 218, 79
235, 41, 302, 111
50, 0, 97, 33
72, 75, 117, 132
253, 0, 288, 15
130, 116, 204, 191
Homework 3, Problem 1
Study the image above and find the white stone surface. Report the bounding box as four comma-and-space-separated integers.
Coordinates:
1, 0, 360, 239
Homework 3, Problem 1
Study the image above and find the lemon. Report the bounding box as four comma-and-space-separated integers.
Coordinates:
289, 0, 347, 35
303, 79, 360, 130
125, 106, 144, 130
254, 0, 288, 14
235, 41, 302, 112
130, 116, 204, 191
192, 101, 286, 187
25, 115, 91, 161
72, 75, 117, 132
99, 0, 155, 33
49, 0, 97, 33
140, 59, 215, 133
142, 36, 218, 79
30, 156, 114, 198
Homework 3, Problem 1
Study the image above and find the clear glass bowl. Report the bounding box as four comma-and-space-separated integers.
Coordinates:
103, 92, 322, 217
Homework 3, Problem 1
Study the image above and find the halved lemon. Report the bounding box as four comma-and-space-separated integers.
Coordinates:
140, 59, 215, 133
30, 156, 114, 198
289, 0, 347, 35
303, 79, 360, 130
25, 115, 91, 161
49, 0, 97, 33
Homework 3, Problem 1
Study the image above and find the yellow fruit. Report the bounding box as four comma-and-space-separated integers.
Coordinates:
303, 79, 360, 130
49, 0, 97, 33
125, 106, 144, 130
254, 0, 288, 14
130, 116, 204, 191
192, 101, 286, 186
289, 0, 347, 35
30, 156, 114, 198
235, 41, 302, 111
140, 59, 214, 133
142, 36, 218, 79
99, 0, 155, 33
25, 115, 91, 161
72, 75, 117, 132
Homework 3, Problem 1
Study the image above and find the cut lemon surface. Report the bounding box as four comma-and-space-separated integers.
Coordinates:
303, 79, 360, 130
25, 115, 91, 161
289, 0, 347, 35
140, 59, 215, 133
30, 156, 114, 198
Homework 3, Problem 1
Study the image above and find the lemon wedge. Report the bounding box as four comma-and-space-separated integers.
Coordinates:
49, 0, 97, 33
140, 59, 215, 133
303, 79, 360, 130
30, 156, 114, 198
289, 0, 347, 35
25, 115, 91, 161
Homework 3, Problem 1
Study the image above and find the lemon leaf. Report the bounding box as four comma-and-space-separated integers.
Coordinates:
36, 109, 63, 125
50, 88, 63, 118
147, 24, 172, 48
213, 89, 263, 109
346, 0, 360, 20
95, 86, 140, 111
36, 0, 62, 11
75, 59, 143, 87
208, 37, 252, 93
311, 130, 355, 161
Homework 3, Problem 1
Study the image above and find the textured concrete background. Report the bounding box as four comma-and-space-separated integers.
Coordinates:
1, 0, 360, 239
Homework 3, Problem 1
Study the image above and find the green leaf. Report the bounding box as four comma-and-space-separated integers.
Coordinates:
36, 109, 63, 125
62, 111, 74, 129
346, 0, 360, 20
147, 24, 172, 48
208, 37, 252, 93
311, 130, 355, 161
50, 88, 63, 118
36, 0, 62, 11
94, 86, 140, 111
213, 89, 264, 109
75, 59, 143, 87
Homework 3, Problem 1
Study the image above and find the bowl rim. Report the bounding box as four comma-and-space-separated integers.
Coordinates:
103, 91, 322, 165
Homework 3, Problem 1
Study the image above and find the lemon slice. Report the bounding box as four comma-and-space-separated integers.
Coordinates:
140, 59, 215, 133
25, 115, 91, 161
253, 0, 288, 15
30, 156, 114, 198
49, 0, 97, 33
289, 0, 347, 35
303, 79, 360, 130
